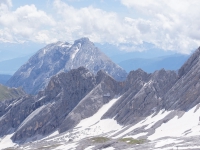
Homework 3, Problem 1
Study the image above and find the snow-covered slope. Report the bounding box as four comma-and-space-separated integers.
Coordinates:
7, 37, 127, 94
6, 103, 200, 150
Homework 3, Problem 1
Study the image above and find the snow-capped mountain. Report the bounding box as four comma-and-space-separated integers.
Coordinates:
1, 47, 200, 149
6, 37, 127, 94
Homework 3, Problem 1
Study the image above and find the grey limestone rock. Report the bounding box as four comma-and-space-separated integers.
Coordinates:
2, 46, 200, 146
7, 38, 127, 94
11, 67, 97, 142
59, 69, 123, 133
163, 47, 200, 111
103, 69, 178, 125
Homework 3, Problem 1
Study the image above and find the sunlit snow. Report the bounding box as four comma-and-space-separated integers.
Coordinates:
114, 110, 170, 138
76, 96, 121, 128
71, 47, 79, 60
0, 134, 16, 149
149, 105, 200, 140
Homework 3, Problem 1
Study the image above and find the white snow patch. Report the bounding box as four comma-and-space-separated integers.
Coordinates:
114, 110, 170, 139
61, 119, 122, 142
24, 67, 33, 77
7, 99, 22, 108
0, 133, 17, 149
71, 47, 79, 60
143, 80, 153, 87
178, 146, 200, 149
102, 147, 115, 150
149, 105, 200, 140
76, 97, 121, 128
44, 130, 59, 139
155, 138, 183, 148
65, 97, 123, 141
43, 48, 47, 54
49, 130, 59, 137
144, 110, 170, 130
61, 44, 71, 48
124, 132, 148, 139
155, 145, 200, 150
84, 146, 95, 150
46, 97, 123, 143
55, 142, 77, 150
36, 96, 46, 102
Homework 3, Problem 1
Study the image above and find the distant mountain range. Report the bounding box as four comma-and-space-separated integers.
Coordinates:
96, 42, 185, 63
119, 54, 189, 73
0, 74, 11, 84
96, 42, 190, 73
0, 38, 200, 149
0, 55, 31, 75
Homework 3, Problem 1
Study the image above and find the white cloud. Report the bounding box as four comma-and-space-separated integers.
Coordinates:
52, 0, 150, 47
0, 0, 12, 8
120, 0, 200, 53
0, 2, 55, 43
52, 0, 134, 43
0, 0, 199, 53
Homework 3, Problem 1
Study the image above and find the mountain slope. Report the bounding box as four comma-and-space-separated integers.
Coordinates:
0, 84, 25, 101
162, 47, 200, 111
0, 67, 124, 144
1, 47, 200, 149
6, 38, 127, 94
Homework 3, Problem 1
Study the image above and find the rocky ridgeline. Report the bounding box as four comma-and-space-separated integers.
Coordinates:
0, 44, 200, 147
6, 38, 127, 94
0, 65, 178, 143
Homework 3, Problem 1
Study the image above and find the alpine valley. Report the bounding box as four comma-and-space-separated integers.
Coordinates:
1, 38, 200, 150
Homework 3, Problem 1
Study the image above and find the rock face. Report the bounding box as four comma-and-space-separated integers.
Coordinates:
103, 69, 178, 125
59, 70, 123, 133
162, 47, 200, 111
10, 67, 97, 142
6, 37, 127, 94
0, 67, 123, 143
0, 66, 178, 143
2, 47, 200, 148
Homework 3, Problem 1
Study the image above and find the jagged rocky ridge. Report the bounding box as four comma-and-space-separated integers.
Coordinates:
6, 38, 127, 94
0, 66, 177, 143
1, 47, 200, 149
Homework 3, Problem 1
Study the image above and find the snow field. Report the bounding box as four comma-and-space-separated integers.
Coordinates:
113, 110, 170, 139
149, 105, 200, 140
0, 134, 16, 149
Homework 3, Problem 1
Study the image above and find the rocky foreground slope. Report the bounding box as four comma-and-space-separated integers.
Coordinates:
7, 37, 127, 94
1, 48, 200, 149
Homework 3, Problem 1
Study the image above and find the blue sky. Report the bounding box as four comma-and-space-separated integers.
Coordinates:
1, 0, 200, 54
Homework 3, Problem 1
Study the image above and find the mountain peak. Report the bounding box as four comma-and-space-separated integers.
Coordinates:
74, 37, 90, 44
7, 38, 127, 94
96, 69, 114, 84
